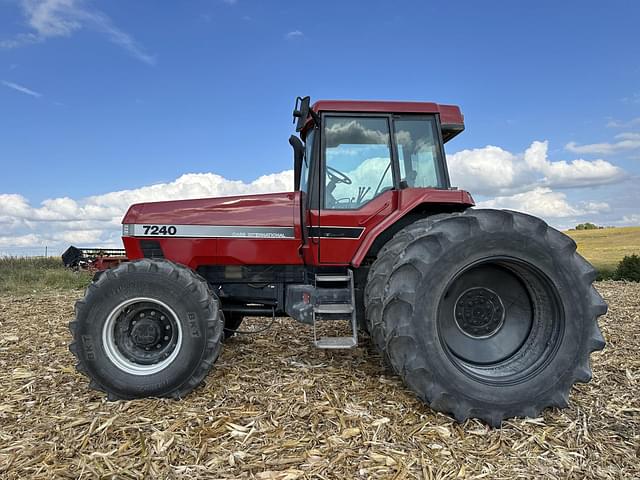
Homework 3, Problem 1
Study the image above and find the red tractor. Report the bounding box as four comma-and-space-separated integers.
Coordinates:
69, 97, 606, 426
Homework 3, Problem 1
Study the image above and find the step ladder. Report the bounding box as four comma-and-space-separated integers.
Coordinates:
312, 271, 358, 349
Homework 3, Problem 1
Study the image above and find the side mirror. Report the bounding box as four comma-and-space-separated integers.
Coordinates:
289, 135, 305, 190
292, 96, 311, 132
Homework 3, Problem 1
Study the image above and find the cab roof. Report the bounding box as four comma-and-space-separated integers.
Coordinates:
309, 100, 465, 142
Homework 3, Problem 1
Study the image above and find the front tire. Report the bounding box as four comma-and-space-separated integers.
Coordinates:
366, 209, 607, 426
69, 259, 223, 400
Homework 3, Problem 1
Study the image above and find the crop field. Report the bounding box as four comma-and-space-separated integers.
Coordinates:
0, 280, 638, 479
565, 226, 640, 273
0, 257, 91, 295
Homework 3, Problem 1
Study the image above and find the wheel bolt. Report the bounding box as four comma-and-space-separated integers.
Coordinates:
156, 344, 161, 349
145, 347, 150, 351
140, 313, 145, 318
151, 311, 156, 316
165, 325, 170, 330
160, 316, 165, 320
132, 320, 137, 325
164, 336, 169, 341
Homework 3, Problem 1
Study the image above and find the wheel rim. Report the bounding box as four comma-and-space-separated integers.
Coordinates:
102, 297, 182, 375
437, 257, 564, 385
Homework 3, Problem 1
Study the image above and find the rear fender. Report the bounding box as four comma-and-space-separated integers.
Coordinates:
351, 188, 474, 267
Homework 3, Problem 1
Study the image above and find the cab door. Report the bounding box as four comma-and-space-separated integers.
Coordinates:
310, 115, 398, 264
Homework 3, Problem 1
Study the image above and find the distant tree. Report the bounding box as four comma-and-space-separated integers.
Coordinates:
615, 254, 640, 282
575, 222, 599, 230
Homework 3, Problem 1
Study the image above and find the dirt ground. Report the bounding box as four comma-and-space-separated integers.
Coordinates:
0, 281, 638, 479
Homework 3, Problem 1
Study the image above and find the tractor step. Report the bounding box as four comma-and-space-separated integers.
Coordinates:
312, 270, 358, 349
315, 274, 351, 283
314, 304, 354, 314
314, 337, 357, 349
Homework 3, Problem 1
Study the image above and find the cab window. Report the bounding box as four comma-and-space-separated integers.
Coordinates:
300, 129, 314, 193
323, 117, 393, 209
394, 117, 446, 188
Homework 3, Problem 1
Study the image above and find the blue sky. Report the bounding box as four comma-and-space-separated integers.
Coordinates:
0, 0, 639, 253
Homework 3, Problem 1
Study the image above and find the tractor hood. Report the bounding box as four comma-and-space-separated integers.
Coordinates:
122, 192, 297, 230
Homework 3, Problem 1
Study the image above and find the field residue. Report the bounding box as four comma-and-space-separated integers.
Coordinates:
0, 283, 638, 479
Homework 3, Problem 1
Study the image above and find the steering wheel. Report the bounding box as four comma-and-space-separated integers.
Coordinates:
327, 166, 352, 185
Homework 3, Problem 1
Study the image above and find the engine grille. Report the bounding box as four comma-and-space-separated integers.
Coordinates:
140, 240, 164, 259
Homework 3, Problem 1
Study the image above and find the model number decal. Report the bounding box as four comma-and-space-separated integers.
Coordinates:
142, 225, 177, 236
125, 224, 296, 238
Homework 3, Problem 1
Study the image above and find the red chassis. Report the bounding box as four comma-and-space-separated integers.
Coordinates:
122, 188, 474, 268
121, 99, 473, 269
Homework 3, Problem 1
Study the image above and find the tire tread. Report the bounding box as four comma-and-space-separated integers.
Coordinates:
69, 258, 223, 400
366, 209, 607, 426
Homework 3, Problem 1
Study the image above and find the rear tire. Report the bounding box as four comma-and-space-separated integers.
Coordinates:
366, 209, 607, 426
69, 259, 223, 400
365, 214, 459, 357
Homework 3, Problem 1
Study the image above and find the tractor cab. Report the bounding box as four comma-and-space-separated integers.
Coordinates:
289, 96, 468, 264
291, 96, 464, 205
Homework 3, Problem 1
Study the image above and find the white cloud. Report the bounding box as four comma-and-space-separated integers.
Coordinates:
622, 93, 640, 105
448, 140, 623, 196
0, 234, 40, 248
565, 133, 640, 155
524, 141, 624, 188
0, 170, 293, 255
581, 201, 611, 213
0, 194, 32, 217
622, 214, 640, 225
606, 117, 640, 129
477, 187, 610, 219
447, 145, 520, 195
2, 80, 42, 97
1, 0, 156, 65
331, 157, 393, 203
285, 30, 304, 40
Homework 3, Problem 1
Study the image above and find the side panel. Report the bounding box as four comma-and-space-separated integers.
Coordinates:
216, 238, 303, 266
122, 237, 303, 268
312, 190, 396, 264
122, 192, 304, 268
123, 192, 298, 227
304, 188, 474, 266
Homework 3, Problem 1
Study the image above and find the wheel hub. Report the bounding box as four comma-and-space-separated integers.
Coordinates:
130, 318, 161, 346
454, 287, 504, 338
102, 298, 182, 375
438, 261, 547, 372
